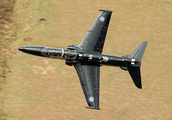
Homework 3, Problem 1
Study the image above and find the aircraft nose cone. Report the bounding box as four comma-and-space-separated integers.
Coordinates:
18, 46, 44, 57
18, 47, 25, 51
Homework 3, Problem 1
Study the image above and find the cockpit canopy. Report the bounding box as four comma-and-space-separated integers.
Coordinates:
64, 50, 77, 59
48, 48, 63, 58
45, 47, 77, 60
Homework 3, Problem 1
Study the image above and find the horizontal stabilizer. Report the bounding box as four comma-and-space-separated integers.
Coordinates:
128, 41, 148, 61
127, 67, 142, 89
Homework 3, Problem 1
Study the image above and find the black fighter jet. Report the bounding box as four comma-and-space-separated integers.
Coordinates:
18, 9, 148, 110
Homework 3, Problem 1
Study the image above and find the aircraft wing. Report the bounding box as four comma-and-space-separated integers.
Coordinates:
77, 9, 113, 53
74, 65, 100, 110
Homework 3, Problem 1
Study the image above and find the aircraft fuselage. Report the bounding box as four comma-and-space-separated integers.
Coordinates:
18, 45, 137, 68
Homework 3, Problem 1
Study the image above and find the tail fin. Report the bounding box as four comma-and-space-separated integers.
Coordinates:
127, 41, 148, 89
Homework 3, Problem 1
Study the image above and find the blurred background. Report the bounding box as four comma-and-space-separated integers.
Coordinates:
0, 0, 172, 119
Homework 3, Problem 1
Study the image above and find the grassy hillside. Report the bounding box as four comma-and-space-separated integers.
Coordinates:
0, 0, 16, 87
0, 0, 17, 119
1, 0, 172, 119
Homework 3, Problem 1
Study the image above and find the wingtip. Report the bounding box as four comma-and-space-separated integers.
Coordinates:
99, 9, 113, 12
85, 106, 100, 110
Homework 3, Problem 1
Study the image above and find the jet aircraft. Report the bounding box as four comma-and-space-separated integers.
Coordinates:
18, 9, 148, 110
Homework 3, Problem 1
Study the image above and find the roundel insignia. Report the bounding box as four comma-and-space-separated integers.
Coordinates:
89, 96, 94, 102
100, 16, 105, 22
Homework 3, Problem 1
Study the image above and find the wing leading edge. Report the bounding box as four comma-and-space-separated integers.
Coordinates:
74, 65, 100, 110
77, 9, 113, 53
